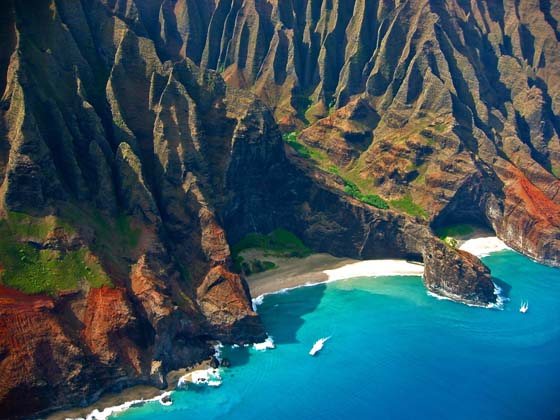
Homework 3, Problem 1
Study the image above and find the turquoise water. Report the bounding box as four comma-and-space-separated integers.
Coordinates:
114, 251, 560, 419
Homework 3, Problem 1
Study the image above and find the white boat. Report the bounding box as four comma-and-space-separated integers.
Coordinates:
519, 300, 529, 313
309, 336, 331, 356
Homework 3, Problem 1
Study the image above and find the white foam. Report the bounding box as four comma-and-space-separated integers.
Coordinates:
488, 282, 509, 310
252, 294, 265, 310
213, 342, 223, 363
427, 281, 508, 310
459, 236, 511, 257
179, 368, 223, 387
253, 336, 275, 351
68, 391, 173, 420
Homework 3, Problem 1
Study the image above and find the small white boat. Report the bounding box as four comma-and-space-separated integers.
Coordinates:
519, 300, 529, 313
309, 336, 331, 356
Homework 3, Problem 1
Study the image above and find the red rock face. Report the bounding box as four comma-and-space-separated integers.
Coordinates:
83, 287, 143, 369
197, 266, 263, 342
0, 286, 87, 419
0, 0, 559, 418
489, 160, 560, 266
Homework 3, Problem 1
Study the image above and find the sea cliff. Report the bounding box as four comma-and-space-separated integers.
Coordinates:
0, 1, 559, 418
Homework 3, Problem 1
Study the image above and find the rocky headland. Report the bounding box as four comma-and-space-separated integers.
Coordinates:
0, 1, 559, 418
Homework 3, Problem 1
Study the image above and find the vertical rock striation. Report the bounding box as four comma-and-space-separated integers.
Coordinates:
0, 1, 558, 418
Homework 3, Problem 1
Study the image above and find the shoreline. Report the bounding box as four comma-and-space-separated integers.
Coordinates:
52, 234, 511, 420
50, 361, 215, 420
246, 234, 511, 301
246, 254, 425, 300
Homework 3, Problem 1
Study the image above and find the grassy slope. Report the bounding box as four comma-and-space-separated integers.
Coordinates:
232, 229, 311, 273
0, 208, 140, 295
283, 132, 398, 212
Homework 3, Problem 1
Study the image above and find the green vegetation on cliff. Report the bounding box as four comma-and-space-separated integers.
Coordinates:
0, 213, 111, 295
442, 237, 459, 249
60, 206, 141, 254
327, 165, 341, 176
5, 211, 75, 238
233, 258, 277, 275
283, 132, 326, 162
283, 132, 312, 159
232, 229, 311, 258
343, 180, 389, 209
390, 195, 428, 218
232, 229, 309, 275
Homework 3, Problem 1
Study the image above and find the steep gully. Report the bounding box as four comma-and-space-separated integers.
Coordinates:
0, 1, 559, 419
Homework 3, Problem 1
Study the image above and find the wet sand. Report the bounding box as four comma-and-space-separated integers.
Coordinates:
245, 229, 510, 299
245, 252, 424, 298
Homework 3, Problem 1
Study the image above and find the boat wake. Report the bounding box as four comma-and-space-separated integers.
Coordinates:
309, 336, 331, 356
519, 300, 529, 313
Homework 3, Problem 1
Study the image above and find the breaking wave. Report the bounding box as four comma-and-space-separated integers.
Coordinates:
253, 336, 275, 351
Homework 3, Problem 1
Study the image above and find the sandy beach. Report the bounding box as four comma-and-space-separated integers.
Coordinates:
246, 253, 425, 298
246, 233, 511, 299
52, 233, 511, 420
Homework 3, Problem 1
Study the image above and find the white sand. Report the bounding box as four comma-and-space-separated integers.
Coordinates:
323, 259, 424, 281
247, 236, 512, 300
246, 254, 425, 299
459, 236, 511, 257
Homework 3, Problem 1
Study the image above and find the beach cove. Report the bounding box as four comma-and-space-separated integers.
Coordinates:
245, 235, 510, 300
56, 234, 559, 420
107, 240, 560, 420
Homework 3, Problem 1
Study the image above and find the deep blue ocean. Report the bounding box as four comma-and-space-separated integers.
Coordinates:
113, 250, 560, 420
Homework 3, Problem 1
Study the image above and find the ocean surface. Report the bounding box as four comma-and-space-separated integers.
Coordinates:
112, 250, 560, 420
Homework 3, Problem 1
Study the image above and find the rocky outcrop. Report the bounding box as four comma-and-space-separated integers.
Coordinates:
423, 244, 495, 304
220, 125, 496, 306
0, 287, 88, 419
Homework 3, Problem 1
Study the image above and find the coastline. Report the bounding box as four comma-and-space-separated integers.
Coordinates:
246, 253, 425, 300
246, 234, 510, 301
52, 233, 511, 420
49, 361, 215, 420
